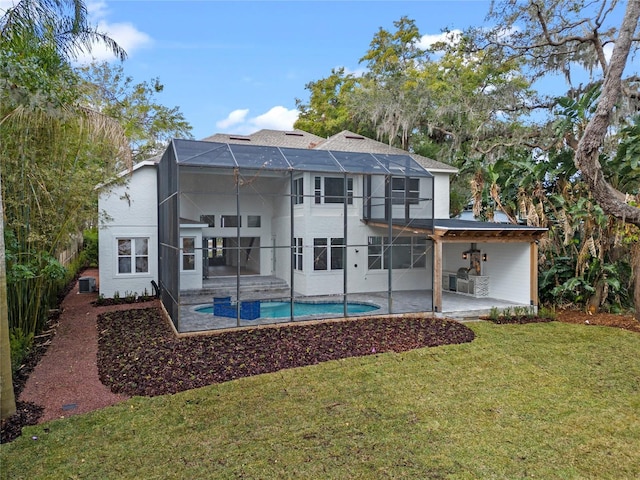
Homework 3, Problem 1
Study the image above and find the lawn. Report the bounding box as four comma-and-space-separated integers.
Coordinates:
2, 320, 639, 479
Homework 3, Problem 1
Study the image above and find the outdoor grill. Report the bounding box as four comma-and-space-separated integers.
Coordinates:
457, 267, 470, 281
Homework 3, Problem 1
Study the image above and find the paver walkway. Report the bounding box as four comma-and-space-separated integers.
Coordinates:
19, 268, 158, 423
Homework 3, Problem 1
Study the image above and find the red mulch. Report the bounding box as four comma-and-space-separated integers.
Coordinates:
556, 309, 640, 333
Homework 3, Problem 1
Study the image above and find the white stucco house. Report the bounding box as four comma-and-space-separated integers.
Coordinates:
98, 129, 547, 332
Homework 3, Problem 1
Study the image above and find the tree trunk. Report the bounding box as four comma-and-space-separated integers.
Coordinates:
574, 0, 640, 228
633, 241, 640, 322
0, 170, 17, 420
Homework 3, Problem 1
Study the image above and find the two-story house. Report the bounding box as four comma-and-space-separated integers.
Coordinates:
98, 129, 546, 332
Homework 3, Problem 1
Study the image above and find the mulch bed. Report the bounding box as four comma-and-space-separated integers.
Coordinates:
97, 308, 476, 397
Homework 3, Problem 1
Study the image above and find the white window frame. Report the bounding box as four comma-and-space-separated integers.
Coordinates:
293, 237, 303, 271
293, 177, 304, 205
391, 177, 420, 205
367, 236, 426, 270
181, 237, 196, 272
117, 237, 149, 275
313, 237, 344, 271
314, 176, 353, 205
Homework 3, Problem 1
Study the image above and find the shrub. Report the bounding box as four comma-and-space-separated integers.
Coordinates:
9, 328, 34, 375
83, 228, 99, 267
538, 306, 557, 320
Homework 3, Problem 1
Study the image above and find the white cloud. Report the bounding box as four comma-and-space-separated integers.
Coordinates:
76, 1, 152, 63
216, 109, 250, 129
216, 106, 299, 135
341, 66, 367, 77
252, 106, 299, 130
417, 30, 462, 52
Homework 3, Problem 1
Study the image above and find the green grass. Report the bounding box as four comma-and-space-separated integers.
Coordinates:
2, 321, 639, 479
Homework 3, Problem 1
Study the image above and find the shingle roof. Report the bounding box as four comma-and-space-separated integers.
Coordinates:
201, 129, 324, 149
314, 131, 458, 174
200, 128, 458, 174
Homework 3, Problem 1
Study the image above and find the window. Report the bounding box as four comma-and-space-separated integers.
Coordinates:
247, 215, 261, 227
293, 237, 303, 271
293, 177, 304, 205
182, 237, 195, 271
331, 238, 344, 270
200, 215, 215, 227
391, 177, 420, 205
314, 176, 353, 204
412, 237, 427, 267
314, 238, 344, 271
367, 236, 427, 270
117, 238, 149, 274
314, 176, 322, 204
313, 238, 327, 270
221, 215, 241, 227
367, 237, 382, 270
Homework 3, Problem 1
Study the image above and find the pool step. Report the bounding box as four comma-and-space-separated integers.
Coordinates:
181, 275, 291, 305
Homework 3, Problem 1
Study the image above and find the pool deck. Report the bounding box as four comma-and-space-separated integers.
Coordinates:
175, 290, 529, 333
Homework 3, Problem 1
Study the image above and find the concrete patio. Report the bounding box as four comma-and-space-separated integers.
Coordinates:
175, 288, 530, 333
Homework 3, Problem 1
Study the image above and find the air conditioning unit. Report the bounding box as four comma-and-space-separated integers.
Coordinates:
78, 276, 96, 293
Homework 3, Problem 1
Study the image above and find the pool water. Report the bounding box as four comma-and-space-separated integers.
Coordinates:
196, 300, 379, 318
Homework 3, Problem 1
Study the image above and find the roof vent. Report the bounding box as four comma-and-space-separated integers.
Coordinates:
345, 134, 365, 140
229, 136, 251, 141
285, 131, 304, 137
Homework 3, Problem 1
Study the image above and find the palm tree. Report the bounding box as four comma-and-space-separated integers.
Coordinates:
0, 0, 127, 420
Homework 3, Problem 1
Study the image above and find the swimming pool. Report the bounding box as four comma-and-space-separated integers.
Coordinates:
195, 300, 379, 319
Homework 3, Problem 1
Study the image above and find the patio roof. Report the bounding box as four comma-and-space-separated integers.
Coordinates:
170, 139, 434, 177
365, 218, 548, 240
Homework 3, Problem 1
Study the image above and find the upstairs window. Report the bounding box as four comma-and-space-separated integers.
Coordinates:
314, 176, 353, 205
391, 177, 419, 205
199, 215, 215, 227
221, 215, 241, 227
293, 177, 304, 205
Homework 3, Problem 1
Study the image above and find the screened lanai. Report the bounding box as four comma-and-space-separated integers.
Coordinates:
158, 139, 435, 332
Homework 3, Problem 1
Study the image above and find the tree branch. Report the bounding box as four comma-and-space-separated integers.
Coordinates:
574, 0, 640, 227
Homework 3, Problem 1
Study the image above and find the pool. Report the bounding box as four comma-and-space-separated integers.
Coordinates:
195, 300, 379, 319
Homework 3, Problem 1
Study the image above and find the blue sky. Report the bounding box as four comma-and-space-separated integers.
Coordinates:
0, 1, 633, 139
68, 0, 496, 139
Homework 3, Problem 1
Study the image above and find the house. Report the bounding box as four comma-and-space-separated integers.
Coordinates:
98, 129, 547, 332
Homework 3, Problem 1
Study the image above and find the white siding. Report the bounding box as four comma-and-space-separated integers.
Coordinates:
481, 242, 532, 304
98, 165, 158, 298
432, 172, 451, 218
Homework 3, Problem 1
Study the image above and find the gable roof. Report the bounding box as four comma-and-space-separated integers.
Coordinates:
201, 129, 324, 149
201, 128, 458, 175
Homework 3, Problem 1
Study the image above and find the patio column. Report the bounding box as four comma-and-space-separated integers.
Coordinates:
530, 240, 539, 307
